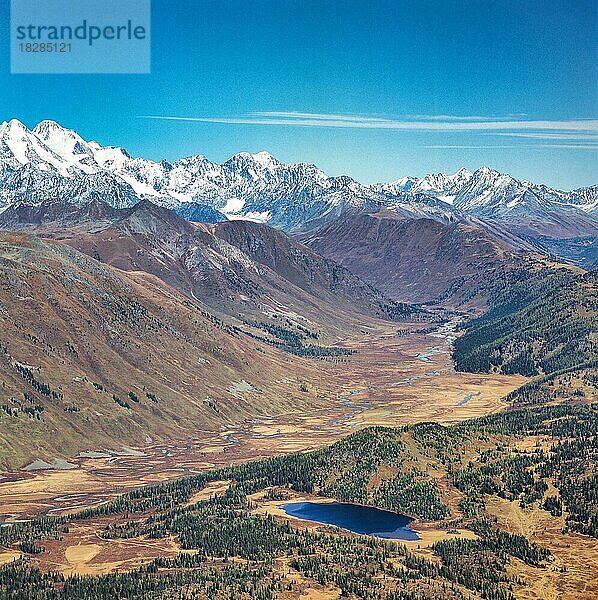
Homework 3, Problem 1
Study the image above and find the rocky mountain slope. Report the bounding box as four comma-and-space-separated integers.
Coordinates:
302, 209, 538, 306
0, 198, 410, 330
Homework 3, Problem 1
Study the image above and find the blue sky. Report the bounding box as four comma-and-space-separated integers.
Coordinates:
2, 0, 597, 189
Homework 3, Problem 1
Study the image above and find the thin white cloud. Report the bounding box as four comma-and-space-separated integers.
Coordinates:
528, 144, 598, 149
253, 111, 389, 122
405, 114, 510, 122
140, 112, 598, 132
492, 132, 598, 141
423, 144, 598, 150
423, 145, 524, 149
253, 111, 521, 123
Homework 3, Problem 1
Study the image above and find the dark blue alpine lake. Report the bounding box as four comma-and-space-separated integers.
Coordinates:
282, 501, 420, 540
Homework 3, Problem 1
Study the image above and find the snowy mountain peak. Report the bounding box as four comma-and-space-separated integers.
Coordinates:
33, 120, 90, 159
89, 142, 132, 168
251, 151, 279, 166
454, 167, 473, 177
1, 119, 30, 146
385, 176, 417, 192
472, 166, 501, 180
0, 119, 66, 171
0, 118, 595, 236
452, 167, 473, 181
400, 168, 475, 204
5, 118, 28, 133
225, 151, 281, 171
32, 119, 68, 136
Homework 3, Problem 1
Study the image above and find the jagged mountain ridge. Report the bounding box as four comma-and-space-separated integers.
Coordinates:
0, 119, 596, 243
0, 197, 408, 332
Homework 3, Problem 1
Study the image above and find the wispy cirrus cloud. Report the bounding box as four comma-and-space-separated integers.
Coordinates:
423, 144, 598, 150
251, 111, 528, 123
491, 131, 598, 141
140, 111, 598, 133
409, 113, 529, 122
252, 111, 387, 122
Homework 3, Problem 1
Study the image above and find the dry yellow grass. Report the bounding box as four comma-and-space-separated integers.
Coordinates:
0, 321, 525, 522
298, 586, 341, 599
272, 555, 342, 599
0, 550, 22, 565
403, 523, 478, 555
486, 495, 598, 600
184, 480, 230, 506
37, 521, 184, 576
0, 319, 535, 593
64, 544, 100, 568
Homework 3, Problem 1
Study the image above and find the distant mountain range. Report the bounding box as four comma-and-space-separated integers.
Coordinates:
1, 119, 597, 266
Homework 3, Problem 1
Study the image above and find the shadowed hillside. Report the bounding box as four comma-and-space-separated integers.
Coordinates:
302, 210, 531, 306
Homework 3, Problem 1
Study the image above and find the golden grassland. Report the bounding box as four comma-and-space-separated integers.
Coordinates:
486, 493, 598, 600
0, 320, 524, 521
7, 318, 590, 598
0, 450, 596, 599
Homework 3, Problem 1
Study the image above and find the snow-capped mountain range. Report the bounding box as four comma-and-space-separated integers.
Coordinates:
1, 119, 596, 239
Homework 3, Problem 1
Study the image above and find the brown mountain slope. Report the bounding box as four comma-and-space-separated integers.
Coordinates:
0, 232, 333, 469
3, 200, 413, 335
302, 210, 557, 307
211, 218, 395, 317
0, 197, 122, 229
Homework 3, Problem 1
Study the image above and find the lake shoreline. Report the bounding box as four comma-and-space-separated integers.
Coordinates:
281, 499, 421, 541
